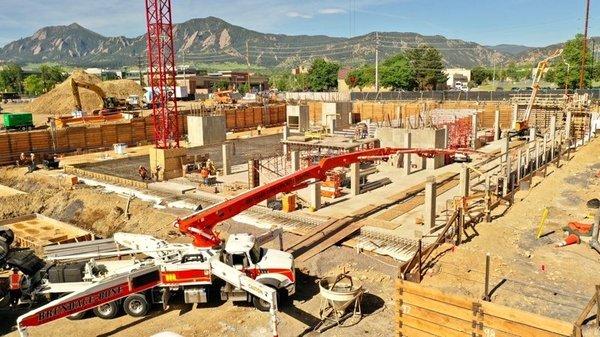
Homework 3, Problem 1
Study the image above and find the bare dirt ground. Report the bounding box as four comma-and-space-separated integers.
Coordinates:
421, 137, 600, 323
0, 167, 398, 337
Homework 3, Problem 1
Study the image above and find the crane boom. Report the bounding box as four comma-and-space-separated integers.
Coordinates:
175, 147, 470, 248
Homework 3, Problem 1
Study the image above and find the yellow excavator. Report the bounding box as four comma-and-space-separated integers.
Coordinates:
70, 79, 127, 115
511, 49, 563, 137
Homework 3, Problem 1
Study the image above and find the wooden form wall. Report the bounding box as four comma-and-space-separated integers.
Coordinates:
397, 280, 575, 337
0, 115, 186, 166
223, 104, 286, 131
307, 101, 514, 128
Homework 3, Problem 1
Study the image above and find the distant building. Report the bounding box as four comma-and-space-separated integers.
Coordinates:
196, 71, 269, 93
84, 68, 123, 80
445, 68, 472, 89
292, 66, 309, 75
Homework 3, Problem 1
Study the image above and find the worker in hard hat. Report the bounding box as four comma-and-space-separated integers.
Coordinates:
9, 268, 22, 308
138, 165, 149, 181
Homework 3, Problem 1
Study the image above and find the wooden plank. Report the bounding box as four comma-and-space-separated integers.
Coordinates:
399, 325, 439, 337
480, 301, 574, 336
399, 280, 475, 310
295, 219, 366, 263
285, 217, 352, 252
482, 314, 567, 337
401, 315, 471, 337
400, 292, 475, 322
400, 303, 474, 335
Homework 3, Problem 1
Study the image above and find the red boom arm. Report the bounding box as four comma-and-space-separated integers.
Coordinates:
175, 147, 468, 248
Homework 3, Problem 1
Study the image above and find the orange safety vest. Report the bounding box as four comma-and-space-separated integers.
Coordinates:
9, 273, 21, 290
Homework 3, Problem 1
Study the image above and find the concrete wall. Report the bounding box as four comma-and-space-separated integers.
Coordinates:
286, 105, 310, 133
375, 127, 447, 169
322, 102, 353, 130
285, 92, 351, 101
187, 115, 226, 147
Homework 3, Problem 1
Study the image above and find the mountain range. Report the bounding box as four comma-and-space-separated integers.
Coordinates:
0, 17, 592, 70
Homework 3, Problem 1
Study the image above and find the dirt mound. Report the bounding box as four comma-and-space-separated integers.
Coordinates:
26, 69, 144, 116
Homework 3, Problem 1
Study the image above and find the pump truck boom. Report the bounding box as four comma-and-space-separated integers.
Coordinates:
511, 49, 563, 136
15, 147, 471, 337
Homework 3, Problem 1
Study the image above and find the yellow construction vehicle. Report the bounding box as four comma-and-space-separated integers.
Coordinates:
511, 49, 563, 137
70, 79, 126, 115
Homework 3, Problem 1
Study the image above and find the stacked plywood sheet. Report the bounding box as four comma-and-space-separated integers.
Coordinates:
0, 214, 93, 250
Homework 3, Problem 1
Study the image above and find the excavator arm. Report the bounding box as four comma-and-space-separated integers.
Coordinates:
70, 79, 109, 111
175, 147, 470, 248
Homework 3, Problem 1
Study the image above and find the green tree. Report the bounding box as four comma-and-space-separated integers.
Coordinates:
345, 65, 375, 90
23, 75, 44, 96
0, 63, 23, 93
269, 73, 291, 91
549, 34, 594, 89
379, 53, 416, 90
406, 45, 447, 90
238, 83, 250, 95
471, 66, 492, 86
212, 80, 230, 91
39, 64, 67, 92
307, 58, 340, 92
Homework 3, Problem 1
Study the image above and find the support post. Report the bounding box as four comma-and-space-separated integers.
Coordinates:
550, 115, 557, 160
484, 176, 492, 222
309, 179, 321, 211
424, 176, 436, 231
517, 149, 523, 181
282, 124, 289, 140
222, 143, 232, 176
403, 132, 412, 176
501, 136, 510, 163
443, 125, 449, 149
459, 164, 470, 197
494, 109, 501, 141
511, 104, 518, 128
504, 150, 512, 196
529, 127, 536, 143
350, 162, 360, 196
471, 113, 478, 149
535, 140, 540, 171
291, 150, 300, 172
566, 111, 572, 140
483, 253, 491, 301
542, 134, 548, 165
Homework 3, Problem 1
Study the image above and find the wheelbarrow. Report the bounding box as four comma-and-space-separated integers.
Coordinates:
314, 273, 364, 333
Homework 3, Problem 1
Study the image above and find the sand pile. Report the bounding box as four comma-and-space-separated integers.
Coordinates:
27, 69, 144, 116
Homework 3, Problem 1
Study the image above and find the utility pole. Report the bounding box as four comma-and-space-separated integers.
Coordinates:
579, 0, 591, 89
246, 40, 251, 92
375, 32, 380, 92
492, 56, 496, 91
138, 55, 145, 87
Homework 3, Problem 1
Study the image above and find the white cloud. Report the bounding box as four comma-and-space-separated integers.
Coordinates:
319, 8, 346, 15
286, 11, 313, 19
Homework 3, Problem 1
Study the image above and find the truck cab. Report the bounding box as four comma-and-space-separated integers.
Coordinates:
222, 233, 295, 309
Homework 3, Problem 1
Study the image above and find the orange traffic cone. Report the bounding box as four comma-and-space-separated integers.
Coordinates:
557, 234, 580, 247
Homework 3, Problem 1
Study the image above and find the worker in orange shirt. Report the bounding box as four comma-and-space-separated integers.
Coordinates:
9, 268, 21, 308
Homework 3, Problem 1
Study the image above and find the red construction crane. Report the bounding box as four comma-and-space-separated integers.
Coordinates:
175, 147, 471, 248
145, 0, 180, 148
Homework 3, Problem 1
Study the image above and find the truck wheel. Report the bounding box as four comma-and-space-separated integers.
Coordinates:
252, 286, 279, 312
0, 241, 8, 261
67, 311, 88, 320
123, 294, 150, 317
0, 227, 14, 246
93, 302, 119, 319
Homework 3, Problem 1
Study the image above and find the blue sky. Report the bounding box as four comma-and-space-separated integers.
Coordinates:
0, 0, 598, 47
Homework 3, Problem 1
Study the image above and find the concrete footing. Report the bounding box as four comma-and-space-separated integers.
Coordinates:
149, 147, 187, 181
187, 115, 226, 147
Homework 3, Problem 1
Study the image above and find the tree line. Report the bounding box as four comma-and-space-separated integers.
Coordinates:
0, 63, 67, 96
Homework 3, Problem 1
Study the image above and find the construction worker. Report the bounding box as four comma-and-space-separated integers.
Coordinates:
200, 166, 210, 185
25, 153, 37, 174
257, 124, 262, 135
587, 198, 600, 254
138, 165, 149, 181
15, 153, 27, 167
9, 268, 21, 308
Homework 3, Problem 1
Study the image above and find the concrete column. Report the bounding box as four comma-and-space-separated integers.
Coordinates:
426, 157, 437, 171
517, 149, 523, 181
550, 115, 557, 160
535, 140, 540, 170
282, 124, 289, 140
494, 109, 501, 141
525, 143, 531, 175
501, 136, 510, 163
443, 125, 449, 149
222, 143, 232, 176
512, 104, 518, 127
309, 179, 321, 211
459, 165, 470, 197
403, 132, 412, 176
291, 151, 300, 172
565, 111, 572, 140
504, 150, 512, 196
471, 113, 478, 149
529, 127, 536, 143
329, 119, 336, 134
283, 143, 289, 155
542, 134, 548, 165
350, 162, 360, 196
424, 176, 436, 230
